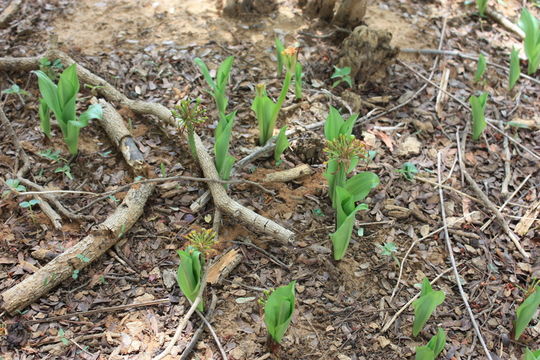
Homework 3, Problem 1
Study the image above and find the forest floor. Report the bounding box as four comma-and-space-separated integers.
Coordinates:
0, 0, 539, 359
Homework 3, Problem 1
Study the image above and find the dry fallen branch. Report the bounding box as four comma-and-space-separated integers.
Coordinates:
0, 182, 155, 314
262, 164, 313, 183
485, 7, 525, 40
437, 152, 494, 360
194, 133, 294, 244
0, 0, 23, 29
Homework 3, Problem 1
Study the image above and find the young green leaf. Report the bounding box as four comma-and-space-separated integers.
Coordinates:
469, 92, 488, 141
252, 84, 277, 145
323, 106, 358, 141
330, 186, 369, 260
177, 246, 204, 312
514, 285, 540, 340
476, 0, 488, 17
415, 329, 446, 360
274, 126, 290, 163
215, 112, 236, 180
412, 278, 446, 336
343, 171, 380, 203
474, 53, 487, 82
264, 281, 296, 343
2, 84, 30, 96
519, 9, 540, 74
524, 348, 540, 360
415, 346, 436, 360
509, 47, 521, 90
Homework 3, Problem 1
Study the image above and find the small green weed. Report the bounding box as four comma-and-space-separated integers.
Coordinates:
331, 66, 353, 88
2, 84, 30, 97
474, 53, 487, 82
194, 56, 234, 121
476, 0, 488, 17
274, 126, 290, 165
378, 242, 400, 268
509, 47, 521, 90
514, 282, 540, 340
172, 98, 207, 159
3, 179, 26, 197
397, 162, 418, 181
524, 348, 540, 360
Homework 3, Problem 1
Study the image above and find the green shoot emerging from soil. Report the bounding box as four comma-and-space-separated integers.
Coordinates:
469, 92, 488, 141
415, 328, 446, 360
263, 281, 296, 345
34, 63, 103, 155
194, 56, 234, 121
274, 126, 290, 165
252, 46, 298, 145
474, 53, 487, 82
514, 282, 540, 340
509, 47, 521, 90
176, 228, 217, 312
476, 0, 488, 17
519, 8, 540, 74
412, 278, 445, 336
524, 348, 540, 360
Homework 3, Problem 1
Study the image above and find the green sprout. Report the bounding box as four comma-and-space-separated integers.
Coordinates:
176, 228, 217, 312
54, 164, 74, 180
39, 57, 63, 81
2, 84, 30, 97
415, 328, 446, 360
474, 53, 487, 82
524, 348, 540, 360
19, 199, 40, 209
3, 179, 26, 197
275, 37, 285, 77
263, 281, 296, 344
331, 66, 353, 88
34, 63, 103, 155
514, 283, 540, 340
469, 92, 488, 141
274, 126, 290, 165
519, 8, 540, 74
378, 242, 400, 268
214, 111, 236, 181
194, 56, 234, 121
172, 98, 207, 159
252, 46, 298, 146
412, 278, 446, 336
509, 47, 521, 90
476, 0, 488, 17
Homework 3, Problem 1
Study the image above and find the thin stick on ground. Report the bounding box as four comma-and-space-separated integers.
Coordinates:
180, 293, 218, 360
390, 213, 472, 302
196, 307, 228, 360
437, 151, 494, 360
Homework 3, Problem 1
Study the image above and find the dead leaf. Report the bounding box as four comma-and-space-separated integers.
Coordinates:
207, 249, 241, 284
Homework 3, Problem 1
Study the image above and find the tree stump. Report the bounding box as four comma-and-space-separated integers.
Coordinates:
220, 0, 278, 18
338, 25, 399, 85
300, 0, 367, 29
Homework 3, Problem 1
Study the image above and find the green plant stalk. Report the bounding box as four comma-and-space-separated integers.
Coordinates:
294, 62, 303, 100
274, 126, 290, 163
252, 84, 275, 145
469, 92, 488, 141
269, 68, 293, 130
415, 328, 446, 360
476, 0, 488, 17
275, 37, 285, 77
214, 112, 236, 181
412, 278, 445, 336
514, 285, 540, 340
519, 9, 540, 75
474, 53, 487, 82
509, 47, 521, 90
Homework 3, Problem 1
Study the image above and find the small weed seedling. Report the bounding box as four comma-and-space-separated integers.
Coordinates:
177, 229, 217, 312
509, 47, 521, 90
172, 98, 207, 159
476, 0, 488, 17
331, 66, 353, 88
54, 164, 74, 180
3, 179, 26, 197
514, 283, 540, 340
19, 199, 40, 222
412, 278, 445, 336
252, 46, 298, 145
194, 56, 234, 121
415, 328, 446, 360
34, 63, 103, 155
524, 348, 540, 360
2, 84, 30, 97
39, 57, 63, 81
397, 162, 419, 181
294, 62, 303, 100
469, 92, 488, 141
263, 281, 296, 346
474, 53, 487, 82
57, 328, 69, 345
274, 126, 290, 165
275, 38, 303, 100
378, 242, 400, 268
519, 9, 540, 74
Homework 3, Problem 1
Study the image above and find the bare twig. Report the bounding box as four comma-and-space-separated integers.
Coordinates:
179, 293, 218, 360
485, 7, 525, 39
195, 307, 228, 360
437, 151, 494, 360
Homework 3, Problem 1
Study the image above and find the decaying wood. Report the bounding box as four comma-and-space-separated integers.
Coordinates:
97, 99, 146, 176
301, 0, 366, 29
485, 7, 525, 40
194, 134, 295, 244
514, 200, 540, 236
0, 0, 23, 29
262, 164, 313, 183
0, 182, 155, 314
